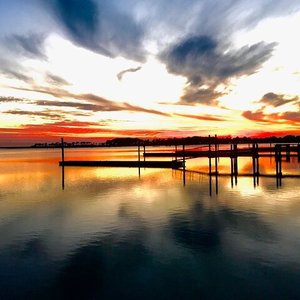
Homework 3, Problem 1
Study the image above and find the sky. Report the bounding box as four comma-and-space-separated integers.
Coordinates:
1, 0, 300, 146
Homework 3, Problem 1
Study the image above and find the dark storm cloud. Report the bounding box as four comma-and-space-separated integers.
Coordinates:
161, 35, 276, 105
259, 92, 298, 107
46, 0, 145, 61
6, 33, 46, 60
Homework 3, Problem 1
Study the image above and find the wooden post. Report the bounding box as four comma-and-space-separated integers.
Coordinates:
298, 143, 300, 162
143, 144, 146, 162
182, 144, 186, 186
61, 138, 65, 190
286, 144, 290, 162
137, 143, 141, 177
61, 138, 65, 165
175, 144, 178, 161
209, 173, 212, 196
230, 144, 234, 187
234, 144, 238, 185
182, 144, 186, 167
275, 144, 282, 187
252, 143, 259, 187
214, 134, 218, 175
208, 135, 212, 175
138, 142, 140, 164
252, 156, 256, 187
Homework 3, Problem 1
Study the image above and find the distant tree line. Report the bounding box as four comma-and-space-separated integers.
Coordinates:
31, 135, 300, 148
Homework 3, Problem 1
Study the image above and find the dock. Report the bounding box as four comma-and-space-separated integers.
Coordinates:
58, 137, 300, 188
59, 160, 183, 169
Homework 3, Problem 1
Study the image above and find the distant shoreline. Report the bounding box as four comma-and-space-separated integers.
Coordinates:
1, 135, 299, 149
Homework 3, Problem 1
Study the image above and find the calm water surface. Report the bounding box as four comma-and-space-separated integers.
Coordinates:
0, 147, 300, 299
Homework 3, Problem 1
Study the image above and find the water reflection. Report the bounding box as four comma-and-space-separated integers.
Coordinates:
1, 148, 300, 299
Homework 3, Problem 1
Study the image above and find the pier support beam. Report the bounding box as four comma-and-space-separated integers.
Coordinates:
137, 143, 141, 177
275, 144, 282, 187
231, 144, 238, 185
252, 143, 259, 187
208, 135, 212, 175
61, 138, 65, 190
182, 144, 186, 186
286, 144, 290, 162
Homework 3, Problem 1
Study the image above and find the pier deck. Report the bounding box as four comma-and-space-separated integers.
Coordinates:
59, 160, 183, 169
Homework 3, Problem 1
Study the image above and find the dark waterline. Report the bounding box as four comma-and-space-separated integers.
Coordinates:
0, 148, 300, 299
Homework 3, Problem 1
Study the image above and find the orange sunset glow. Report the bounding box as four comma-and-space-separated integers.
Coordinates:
1, 1, 300, 146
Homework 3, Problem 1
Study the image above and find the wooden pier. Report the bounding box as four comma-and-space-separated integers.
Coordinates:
59, 138, 184, 170
59, 160, 183, 169
59, 138, 300, 188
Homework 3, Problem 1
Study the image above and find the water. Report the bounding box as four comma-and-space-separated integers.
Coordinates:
0, 148, 300, 299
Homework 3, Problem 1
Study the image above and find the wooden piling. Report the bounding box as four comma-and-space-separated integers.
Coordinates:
208, 135, 212, 175
286, 144, 290, 162
182, 144, 186, 186
298, 143, 300, 162
215, 134, 218, 175
61, 138, 65, 189
233, 144, 238, 185
61, 138, 65, 164
137, 143, 141, 161
275, 144, 282, 186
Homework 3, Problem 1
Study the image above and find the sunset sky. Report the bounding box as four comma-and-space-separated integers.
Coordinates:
1, 0, 300, 146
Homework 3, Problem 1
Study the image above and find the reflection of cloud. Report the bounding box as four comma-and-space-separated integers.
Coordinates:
169, 200, 277, 252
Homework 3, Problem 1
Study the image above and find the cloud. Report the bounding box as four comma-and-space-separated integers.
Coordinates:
8, 86, 170, 116
45, 72, 70, 86
175, 113, 227, 122
242, 110, 272, 123
180, 86, 223, 105
117, 66, 142, 81
161, 35, 276, 105
259, 92, 299, 107
242, 109, 300, 125
0, 57, 32, 83
46, 0, 145, 61
3, 109, 64, 120
6, 33, 47, 60
0, 96, 26, 103
34, 100, 101, 112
